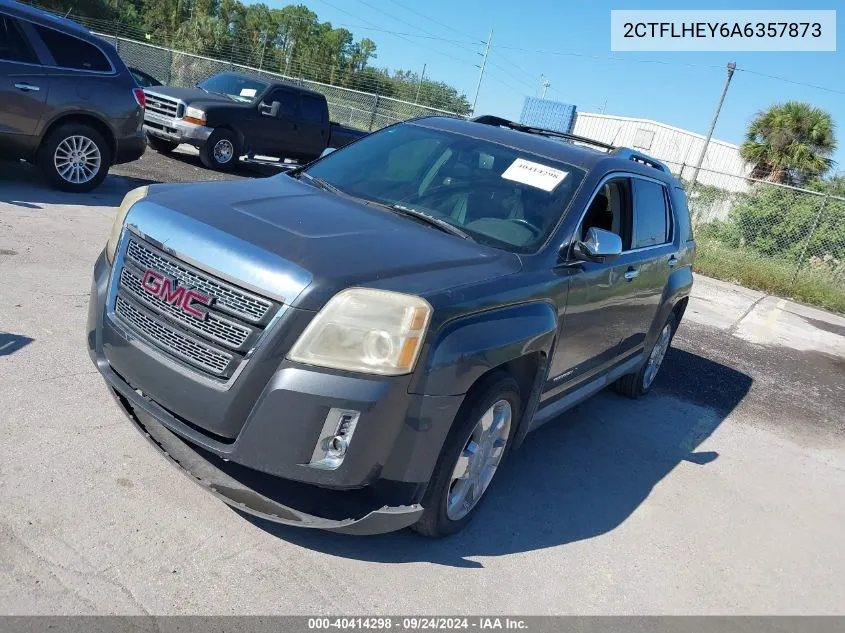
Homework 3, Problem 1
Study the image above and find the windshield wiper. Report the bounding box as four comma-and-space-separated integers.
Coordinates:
300, 172, 344, 196
389, 204, 473, 241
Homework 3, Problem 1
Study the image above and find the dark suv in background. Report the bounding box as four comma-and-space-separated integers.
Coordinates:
0, 0, 145, 192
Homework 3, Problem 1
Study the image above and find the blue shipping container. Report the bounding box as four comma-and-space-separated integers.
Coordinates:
519, 98, 577, 133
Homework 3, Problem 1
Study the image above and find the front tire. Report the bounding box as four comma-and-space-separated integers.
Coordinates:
39, 123, 111, 192
199, 129, 239, 171
412, 373, 521, 538
146, 134, 179, 154
615, 312, 677, 399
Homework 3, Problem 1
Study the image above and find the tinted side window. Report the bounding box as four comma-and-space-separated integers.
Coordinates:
632, 179, 670, 249
0, 14, 37, 63
301, 96, 324, 124
267, 90, 297, 117
32, 25, 110, 71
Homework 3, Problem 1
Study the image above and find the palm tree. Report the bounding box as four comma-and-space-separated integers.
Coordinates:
740, 101, 837, 185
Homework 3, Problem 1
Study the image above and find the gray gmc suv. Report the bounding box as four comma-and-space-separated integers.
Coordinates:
87, 115, 695, 537
0, 0, 145, 192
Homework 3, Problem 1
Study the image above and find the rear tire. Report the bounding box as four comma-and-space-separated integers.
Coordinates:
615, 312, 677, 399
146, 134, 179, 154
39, 123, 111, 193
412, 373, 521, 538
199, 129, 239, 171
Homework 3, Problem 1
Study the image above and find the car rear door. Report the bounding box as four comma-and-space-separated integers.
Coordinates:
0, 12, 50, 156
617, 176, 676, 357
297, 94, 328, 160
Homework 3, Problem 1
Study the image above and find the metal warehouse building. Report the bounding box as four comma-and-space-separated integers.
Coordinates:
519, 98, 751, 193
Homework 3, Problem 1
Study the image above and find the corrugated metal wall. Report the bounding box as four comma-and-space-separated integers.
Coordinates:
519, 98, 577, 134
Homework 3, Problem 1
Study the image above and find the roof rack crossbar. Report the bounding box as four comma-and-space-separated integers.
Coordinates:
471, 115, 616, 152
613, 148, 668, 173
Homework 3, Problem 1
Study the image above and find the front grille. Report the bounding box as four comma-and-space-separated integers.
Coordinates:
119, 265, 253, 350
112, 237, 281, 379
144, 91, 180, 119
126, 239, 272, 324
115, 296, 233, 376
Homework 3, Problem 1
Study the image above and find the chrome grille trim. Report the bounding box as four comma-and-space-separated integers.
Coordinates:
143, 91, 180, 119
115, 295, 233, 376
126, 238, 273, 324
119, 264, 254, 351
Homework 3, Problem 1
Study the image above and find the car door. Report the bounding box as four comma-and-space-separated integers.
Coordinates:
254, 88, 300, 158
0, 12, 50, 157
298, 94, 327, 160
547, 176, 642, 390
617, 177, 676, 357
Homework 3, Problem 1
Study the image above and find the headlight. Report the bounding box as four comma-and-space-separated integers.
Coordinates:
183, 106, 206, 124
288, 288, 432, 376
106, 185, 148, 263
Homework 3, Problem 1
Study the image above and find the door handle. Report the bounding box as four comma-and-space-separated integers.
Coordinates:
623, 268, 640, 281
14, 83, 40, 92
668, 255, 679, 267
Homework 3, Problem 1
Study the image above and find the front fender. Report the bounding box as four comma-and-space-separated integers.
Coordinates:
411, 301, 558, 396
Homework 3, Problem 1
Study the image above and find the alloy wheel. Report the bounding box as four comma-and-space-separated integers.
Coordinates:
54, 135, 101, 184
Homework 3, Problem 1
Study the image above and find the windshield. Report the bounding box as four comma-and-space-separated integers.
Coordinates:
301, 123, 586, 252
198, 73, 268, 103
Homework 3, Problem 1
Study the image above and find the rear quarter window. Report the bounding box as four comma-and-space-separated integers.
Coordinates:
632, 179, 671, 249
32, 24, 111, 71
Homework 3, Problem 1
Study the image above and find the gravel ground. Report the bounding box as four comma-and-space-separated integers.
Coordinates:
1, 151, 844, 615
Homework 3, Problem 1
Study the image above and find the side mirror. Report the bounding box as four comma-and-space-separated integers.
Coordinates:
572, 227, 622, 263
261, 101, 281, 117
319, 147, 337, 159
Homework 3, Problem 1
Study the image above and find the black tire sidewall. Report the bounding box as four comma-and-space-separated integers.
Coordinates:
200, 130, 239, 171
40, 124, 111, 193
417, 374, 521, 537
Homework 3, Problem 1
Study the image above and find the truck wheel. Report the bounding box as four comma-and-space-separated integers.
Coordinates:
615, 312, 677, 399
412, 373, 521, 538
146, 134, 179, 154
200, 129, 239, 171
38, 123, 111, 193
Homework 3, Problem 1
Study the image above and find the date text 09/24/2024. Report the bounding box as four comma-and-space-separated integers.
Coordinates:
307, 618, 529, 630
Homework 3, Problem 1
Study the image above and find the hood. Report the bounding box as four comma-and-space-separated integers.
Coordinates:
141, 176, 522, 310
144, 85, 245, 108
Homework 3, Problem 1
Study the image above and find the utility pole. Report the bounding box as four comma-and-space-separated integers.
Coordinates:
690, 61, 736, 187
415, 63, 426, 103
540, 76, 550, 99
258, 31, 267, 71
471, 29, 492, 117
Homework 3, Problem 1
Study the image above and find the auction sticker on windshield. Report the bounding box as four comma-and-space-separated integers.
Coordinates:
501, 158, 568, 192
240, 88, 257, 97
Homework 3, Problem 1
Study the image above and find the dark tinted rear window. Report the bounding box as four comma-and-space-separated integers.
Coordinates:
0, 13, 37, 63
301, 95, 324, 123
632, 179, 671, 248
33, 24, 110, 71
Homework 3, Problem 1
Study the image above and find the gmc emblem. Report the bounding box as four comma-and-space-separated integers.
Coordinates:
141, 269, 212, 319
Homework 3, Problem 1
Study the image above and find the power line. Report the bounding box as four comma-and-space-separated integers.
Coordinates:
484, 59, 537, 93
351, 0, 478, 51
332, 23, 482, 45
386, 0, 485, 44
734, 68, 845, 96
492, 44, 725, 69
312, 0, 478, 67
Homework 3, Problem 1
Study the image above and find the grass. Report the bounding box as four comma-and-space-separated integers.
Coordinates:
694, 237, 845, 315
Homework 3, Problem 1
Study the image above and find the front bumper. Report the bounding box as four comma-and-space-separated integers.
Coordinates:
143, 116, 213, 146
87, 249, 464, 534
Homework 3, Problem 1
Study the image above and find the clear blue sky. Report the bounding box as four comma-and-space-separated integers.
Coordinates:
292, 0, 844, 169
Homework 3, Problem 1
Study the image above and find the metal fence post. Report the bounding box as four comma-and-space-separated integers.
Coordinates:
368, 95, 380, 132
791, 193, 830, 285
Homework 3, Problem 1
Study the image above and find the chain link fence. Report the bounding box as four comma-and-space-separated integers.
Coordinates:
95, 33, 462, 132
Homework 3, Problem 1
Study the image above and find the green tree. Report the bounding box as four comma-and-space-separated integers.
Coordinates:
740, 101, 837, 186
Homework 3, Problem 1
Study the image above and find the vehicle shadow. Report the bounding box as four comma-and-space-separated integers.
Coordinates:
242, 347, 752, 567
0, 332, 34, 356
142, 147, 287, 180
0, 160, 156, 208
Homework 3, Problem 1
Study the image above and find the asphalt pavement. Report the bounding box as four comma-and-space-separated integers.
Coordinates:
1, 153, 844, 614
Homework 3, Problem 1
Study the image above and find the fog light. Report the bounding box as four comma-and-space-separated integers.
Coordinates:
307, 408, 360, 470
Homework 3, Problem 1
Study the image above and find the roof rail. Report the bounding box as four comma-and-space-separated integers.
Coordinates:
613, 148, 668, 173
471, 115, 616, 152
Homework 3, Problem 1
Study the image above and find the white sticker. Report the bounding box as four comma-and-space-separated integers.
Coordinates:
501, 158, 568, 192
240, 88, 257, 97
